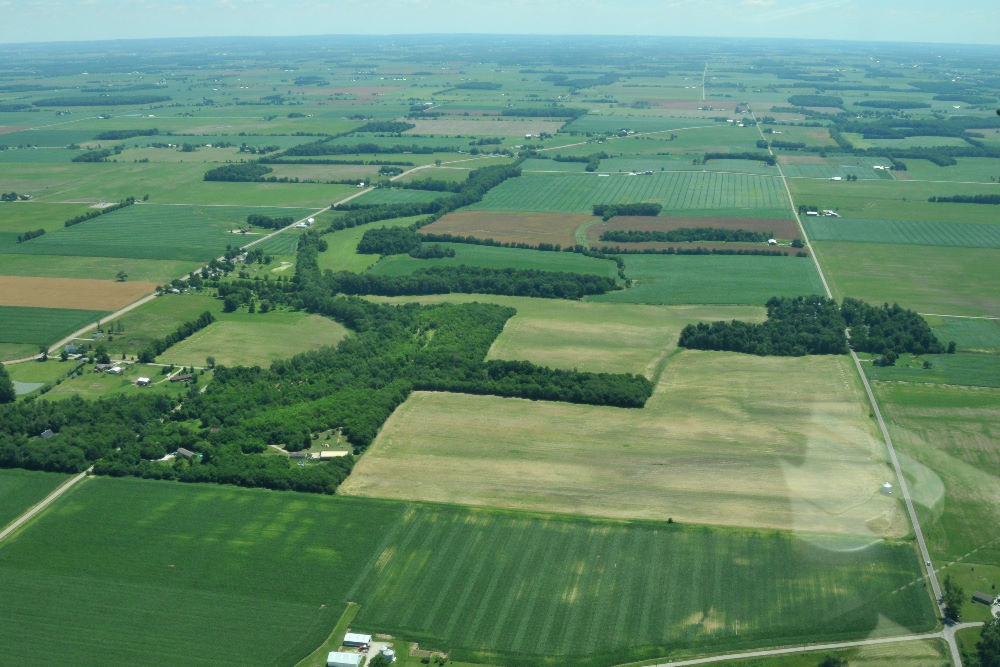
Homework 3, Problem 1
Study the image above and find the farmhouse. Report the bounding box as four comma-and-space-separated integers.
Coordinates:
973, 591, 996, 606
342, 633, 371, 648
326, 652, 362, 667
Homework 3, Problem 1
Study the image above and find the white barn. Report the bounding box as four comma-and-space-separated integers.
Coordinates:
327, 652, 362, 667
342, 633, 371, 648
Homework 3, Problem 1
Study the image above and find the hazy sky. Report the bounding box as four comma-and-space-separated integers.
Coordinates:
1, 0, 998, 46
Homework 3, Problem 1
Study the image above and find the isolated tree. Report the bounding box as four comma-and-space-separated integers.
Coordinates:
59, 348, 69, 362
116, 270, 128, 282
979, 615, 1000, 667
206, 356, 216, 369
37, 345, 48, 362
818, 656, 847, 667
943, 575, 964, 622
0, 363, 15, 403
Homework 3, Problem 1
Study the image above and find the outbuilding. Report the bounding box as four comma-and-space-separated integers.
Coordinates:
136, 377, 151, 387
326, 652, 362, 667
342, 633, 371, 648
973, 591, 996, 606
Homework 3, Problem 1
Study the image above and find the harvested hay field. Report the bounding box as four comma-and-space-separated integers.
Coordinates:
403, 118, 565, 136
343, 352, 907, 538
0, 276, 158, 310
420, 210, 592, 248
587, 215, 801, 240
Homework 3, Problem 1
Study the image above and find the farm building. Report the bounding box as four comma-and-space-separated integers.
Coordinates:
288, 452, 309, 459
342, 633, 371, 647
170, 373, 194, 383
176, 448, 196, 459
40, 429, 55, 440
318, 450, 350, 459
107, 366, 123, 375
973, 592, 996, 605
881, 482, 893, 495
326, 652, 362, 667
136, 377, 151, 387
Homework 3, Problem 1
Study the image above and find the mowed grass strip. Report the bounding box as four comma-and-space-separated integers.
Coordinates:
367, 243, 619, 280
589, 254, 824, 305
371, 294, 764, 376
0, 276, 157, 310
815, 241, 1000, 317
350, 504, 934, 667
0, 305, 108, 345
343, 352, 907, 538
3, 204, 315, 262
419, 210, 593, 248
804, 217, 1000, 248
467, 171, 788, 215
0, 468, 72, 530
0, 478, 403, 667
158, 311, 350, 368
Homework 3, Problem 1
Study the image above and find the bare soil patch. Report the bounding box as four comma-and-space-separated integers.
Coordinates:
0, 126, 30, 134
0, 276, 158, 310
588, 215, 801, 240
420, 210, 592, 247
778, 155, 827, 165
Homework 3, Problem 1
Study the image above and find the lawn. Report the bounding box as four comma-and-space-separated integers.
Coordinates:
803, 217, 1000, 248
371, 294, 764, 376
0, 468, 71, 530
873, 382, 1000, 564
3, 203, 317, 262
0, 305, 108, 346
0, 477, 934, 667
588, 254, 825, 305
815, 241, 1000, 317
6, 357, 80, 396
467, 171, 789, 216
343, 351, 907, 539
158, 311, 350, 368
366, 243, 620, 280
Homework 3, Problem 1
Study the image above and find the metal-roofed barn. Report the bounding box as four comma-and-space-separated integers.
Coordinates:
342, 633, 371, 647
326, 652, 362, 667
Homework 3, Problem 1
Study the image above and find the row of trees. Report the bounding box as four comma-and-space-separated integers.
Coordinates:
704, 151, 776, 166
64, 196, 135, 227
246, 214, 294, 229
15, 228, 45, 243
592, 203, 662, 220
928, 194, 1000, 205
137, 311, 216, 363
203, 162, 273, 181
599, 227, 768, 244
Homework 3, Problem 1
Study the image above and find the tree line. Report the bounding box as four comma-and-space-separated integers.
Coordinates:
600, 228, 768, 243
64, 197, 135, 227
137, 311, 216, 363
928, 194, 1000, 205
16, 228, 45, 243
592, 203, 662, 220
246, 214, 295, 229
203, 162, 273, 181
703, 152, 776, 166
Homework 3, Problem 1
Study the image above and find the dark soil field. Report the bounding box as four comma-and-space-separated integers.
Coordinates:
419, 210, 593, 247
587, 215, 801, 240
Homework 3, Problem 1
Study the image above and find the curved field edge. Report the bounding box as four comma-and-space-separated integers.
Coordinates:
0, 477, 935, 667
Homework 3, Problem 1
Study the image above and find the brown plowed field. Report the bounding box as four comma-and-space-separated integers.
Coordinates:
587, 215, 801, 240
0, 276, 159, 310
419, 210, 592, 247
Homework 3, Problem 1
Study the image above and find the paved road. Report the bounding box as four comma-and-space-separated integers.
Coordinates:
0, 467, 91, 544
752, 110, 957, 663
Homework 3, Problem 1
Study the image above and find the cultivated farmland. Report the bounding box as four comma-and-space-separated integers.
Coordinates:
0, 276, 158, 310
468, 171, 789, 216
367, 243, 619, 279
0, 468, 71, 530
587, 215, 801, 241
419, 210, 593, 248
343, 352, 906, 538
804, 217, 1000, 248
0, 305, 108, 345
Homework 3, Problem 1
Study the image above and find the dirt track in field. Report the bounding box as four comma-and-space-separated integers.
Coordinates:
0, 276, 159, 310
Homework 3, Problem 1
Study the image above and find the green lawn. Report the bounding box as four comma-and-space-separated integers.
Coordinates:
158, 311, 350, 368
0, 477, 935, 667
367, 243, 620, 280
0, 468, 71, 530
4, 204, 316, 262
815, 241, 1000, 317
589, 254, 825, 305
0, 305, 108, 346
468, 171, 789, 216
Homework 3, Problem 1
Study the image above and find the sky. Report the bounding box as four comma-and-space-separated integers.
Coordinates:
1, 0, 998, 46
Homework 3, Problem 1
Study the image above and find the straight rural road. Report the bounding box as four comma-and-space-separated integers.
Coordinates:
751, 110, 958, 664
0, 466, 91, 544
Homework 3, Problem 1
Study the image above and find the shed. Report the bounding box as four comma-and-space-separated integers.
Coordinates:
136, 377, 151, 386
319, 450, 350, 459
176, 448, 196, 459
40, 429, 55, 440
342, 633, 371, 647
170, 373, 194, 383
767, 238, 777, 245
880, 482, 893, 495
973, 591, 995, 606
108, 366, 123, 375
327, 652, 362, 667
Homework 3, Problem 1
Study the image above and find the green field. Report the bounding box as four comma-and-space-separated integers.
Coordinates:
6, 357, 79, 395
99, 293, 221, 356
367, 243, 620, 280
0, 253, 199, 282
719, 639, 949, 667
803, 217, 1000, 248
0, 468, 71, 529
816, 241, 1000, 317
0, 477, 935, 667
4, 204, 315, 262
0, 305, 108, 345
467, 171, 789, 215
346, 187, 447, 207
562, 114, 715, 134
864, 352, 1000, 388
589, 254, 825, 305
371, 294, 764, 376
317, 215, 426, 274
874, 382, 1000, 565
344, 352, 906, 538
158, 311, 350, 368
350, 503, 933, 666
923, 315, 1000, 352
